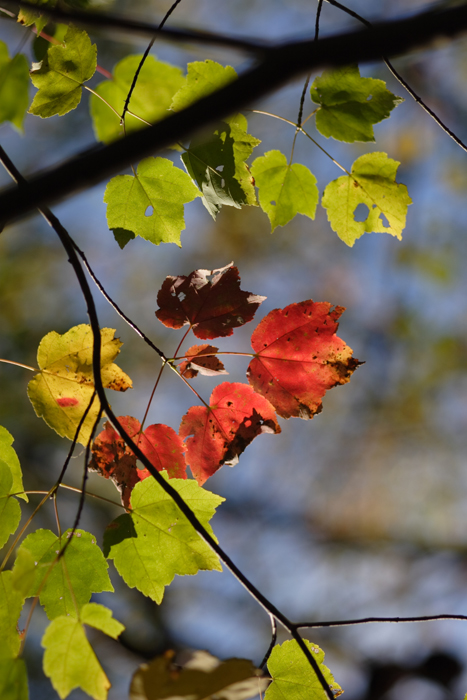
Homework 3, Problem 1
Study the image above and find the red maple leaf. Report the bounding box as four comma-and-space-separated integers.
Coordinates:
247, 301, 361, 419
155, 263, 266, 339
179, 344, 228, 379
179, 382, 280, 485
89, 416, 186, 507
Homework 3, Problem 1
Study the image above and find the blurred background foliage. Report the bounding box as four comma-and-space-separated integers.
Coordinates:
2, 0, 467, 698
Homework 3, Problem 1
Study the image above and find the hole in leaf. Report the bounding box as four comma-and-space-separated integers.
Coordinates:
366, 94, 373, 101
221, 178, 225, 188
270, 200, 276, 206
216, 165, 224, 172
145, 205, 154, 217
353, 203, 369, 222
380, 212, 390, 228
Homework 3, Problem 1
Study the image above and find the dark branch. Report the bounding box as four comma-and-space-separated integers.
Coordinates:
1, 2, 467, 225
296, 613, 467, 628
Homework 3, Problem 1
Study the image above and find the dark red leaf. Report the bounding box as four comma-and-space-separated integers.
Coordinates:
179, 344, 228, 379
247, 301, 361, 419
156, 263, 266, 339
179, 382, 280, 485
89, 416, 186, 507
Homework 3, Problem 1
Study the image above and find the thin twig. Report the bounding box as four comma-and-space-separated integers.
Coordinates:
259, 614, 278, 669
296, 613, 467, 628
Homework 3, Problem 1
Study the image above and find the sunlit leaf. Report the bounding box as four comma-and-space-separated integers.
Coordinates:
171, 60, 237, 112
266, 640, 343, 700
311, 64, 403, 142
179, 345, 228, 379
0, 426, 27, 501
27, 324, 132, 445
89, 416, 186, 507
156, 263, 265, 339
104, 474, 223, 603
179, 382, 280, 484
130, 650, 268, 700
0, 572, 24, 659
29, 26, 96, 117
0, 462, 21, 550
19, 528, 113, 620
42, 605, 124, 700
0, 43, 29, 132
322, 151, 412, 246
91, 55, 184, 143
247, 301, 360, 419
182, 114, 260, 218
104, 157, 200, 246
0, 659, 28, 700
251, 150, 318, 231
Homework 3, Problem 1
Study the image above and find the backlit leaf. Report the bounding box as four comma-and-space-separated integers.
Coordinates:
321, 151, 412, 246
80, 603, 125, 639
104, 474, 223, 603
0, 426, 27, 501
17, 0, 56, 33
29, 26, 96, 118
156, 263, 265, 339
130, 650, 268, 700
171, 60, 237, 112
19, 528, 113, 620
0, 659, 28, 700
0, 43, 29, 132
0, 571, 24, 659
27, 324, 132, 445
179, 382, 280, 484
0, 461, 21, 550
89, 416, 187, 507
91, 55, 184, 143
42, 606, 124, 700
311, 64, 403, 142
182, 115, 260, 218
179, 345, 227, 379
104, 157, 200, 246
266, 640, 343, 700
251, 150, 318, 231
247, 301, 360, 419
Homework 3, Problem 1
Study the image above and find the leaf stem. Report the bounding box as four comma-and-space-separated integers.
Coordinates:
0, 358, 37, 372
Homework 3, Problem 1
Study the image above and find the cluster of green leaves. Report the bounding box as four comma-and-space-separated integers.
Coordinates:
2, 22, 411, 248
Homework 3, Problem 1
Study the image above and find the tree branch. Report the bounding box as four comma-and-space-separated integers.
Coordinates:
1, 2, 467, 224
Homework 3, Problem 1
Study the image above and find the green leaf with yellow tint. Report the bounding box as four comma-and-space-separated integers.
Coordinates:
266, 640, 343, 700
251, 150, 318, 231
171, 60, 237, 112
130, 650, 268, 700
0, 462, 21, 550
0, 572, 24, 660
311, 64, 403, 143
104, 474, 223, 603
0, 659, 28, 700
29, 26, 96, 118
0, 43, 29, 132
90, 55, 184, 143
27, 324, 132, 445
42, 605, 124, 700
0, 426, 26, 501
18, 528, 113, 620
104, 157, 200, 246
322, 151, 412, 246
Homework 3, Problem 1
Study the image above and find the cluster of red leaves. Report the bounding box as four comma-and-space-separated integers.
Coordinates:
90, 264, 360, 503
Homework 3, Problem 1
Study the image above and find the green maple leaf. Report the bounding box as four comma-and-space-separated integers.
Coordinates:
104, 474, 224, 603
18, 528, 113, 620
311, 64, 403, 143
322, 151, 412, 246
42, 603, 124, 700
266, 640, 343, 700
17, 0, 57, 33
29, 26, 96, 118
171, 60, 237, 112
251, 150, 318, 231
0, 462, 21, 550
182, 114, 260, 218
0, 571, 24, 660
104, 157, 200, 246
90, 55, 184, 143
0, 43, 29, 132
27, 324, 132, 445
0, 659, 28, 700
0, 426, 26, 501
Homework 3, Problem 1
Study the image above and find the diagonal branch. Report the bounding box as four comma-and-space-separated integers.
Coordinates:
1, 2, 467, 225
